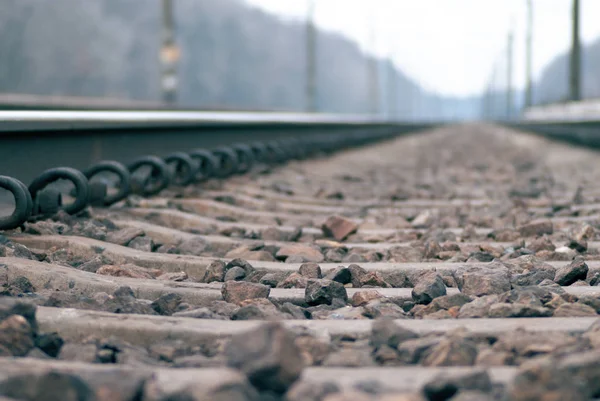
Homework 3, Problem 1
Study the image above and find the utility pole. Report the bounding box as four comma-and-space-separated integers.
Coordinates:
388, 59, 397, 120
367, 9, 379, 116
525, 0, 533, 109
160, 0, 179, 105
569, 0, 581, 101
305, 0, 317, 112
506, 27, 514, 120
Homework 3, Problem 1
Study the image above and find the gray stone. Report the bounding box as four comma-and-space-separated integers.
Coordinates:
457, 295, 499, 318
381, 270, 411, 288
226, 322, 304, 394
412, 272, 446, 305
507, 357, 587, 401
177, 237, 210, 256
305, 279, 348, 306
423, 369, 492, 401
554, 258, 588, 286
397, 337, 442, 364
362, 300, 409, 319
225, 259, 256, 278
348, 264, 367, 288
259, 273, 282, 288
324, 266, 351, 284
151, 293, 182, 316
127, 236, 154, 252
487, 303, 552, 318
224, 266, 246, 282
369, 318, 418, 349
0, 371, 95, 401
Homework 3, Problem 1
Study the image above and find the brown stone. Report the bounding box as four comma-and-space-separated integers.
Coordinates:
321, 215, 359, 242
359, 271, 391, 288
574, 223, 595, 242
221, 281, 270, 305
276, 244, 324, 263
351, 290, 383, 307
298, 262, 322, 279
0, 315, 34, 356
459, 268, 510, 297
294, 334, 331, 366
476, 348, 515, 366
423, 240, 442, 259
528, 236, 556, 252
388, 246, 422, 263
262, 227, 292, 241
553, 303, 598, 317
422, 337, 478, 366
276, 273, 308, 289
233, 299, 284, 320
202, 260, 226, 283
518, 220, 553, 237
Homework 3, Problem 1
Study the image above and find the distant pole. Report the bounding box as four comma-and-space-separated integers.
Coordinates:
489, 62, 498, 119
484, 81, 492, 120
388, 59, 397, 119
506, 27, 514, 120
160, 0, 178, 105
368, 10, 379, 116
569, 0, 581, 101
305, 0, 317, 112
525, 0, 533, 109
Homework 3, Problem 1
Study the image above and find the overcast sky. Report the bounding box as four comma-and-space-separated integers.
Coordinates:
244, 0, 600, 97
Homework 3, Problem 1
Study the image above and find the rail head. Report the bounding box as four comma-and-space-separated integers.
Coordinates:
0, 110, 438, 133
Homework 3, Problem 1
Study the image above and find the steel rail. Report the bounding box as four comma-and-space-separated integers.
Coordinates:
0, 110, 435, 184
0, 110, 428, 132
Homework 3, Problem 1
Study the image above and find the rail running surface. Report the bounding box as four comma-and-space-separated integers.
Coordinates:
0, 110, 434, 189
3, 117, 600, 400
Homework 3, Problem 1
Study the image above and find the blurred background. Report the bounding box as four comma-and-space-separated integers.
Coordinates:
0, 0, 597, 121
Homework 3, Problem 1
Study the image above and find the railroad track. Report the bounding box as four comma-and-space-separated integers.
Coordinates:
1, 113, 600, 400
